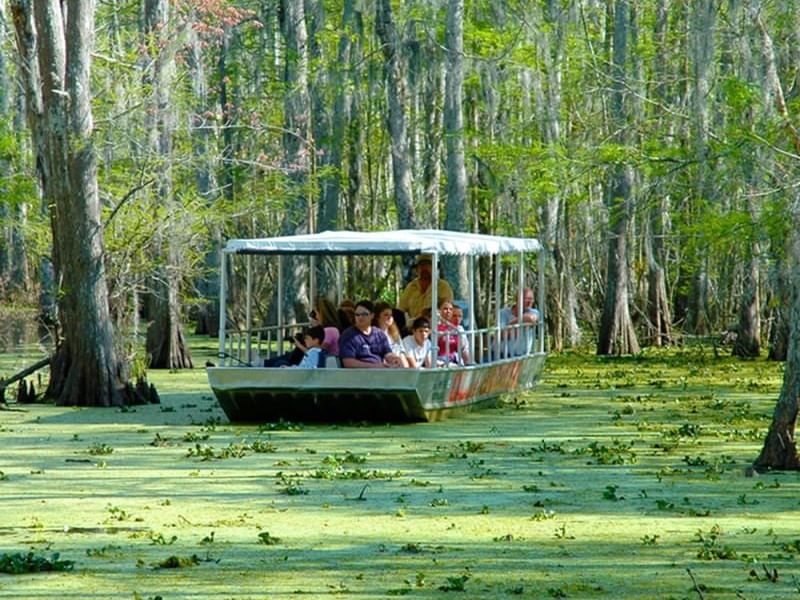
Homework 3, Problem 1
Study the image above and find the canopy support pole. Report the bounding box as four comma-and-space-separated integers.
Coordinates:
309, 255, 316, 310
336, 256, 343, 306
518, 251, 525, 355
246, 254, 253, 364
468, 254, 475, 361
494, 253, 502, 360
217, 250, 228, 365
277, 255, 285, 352
538, 248, 546, 354
431, 253, 440, 367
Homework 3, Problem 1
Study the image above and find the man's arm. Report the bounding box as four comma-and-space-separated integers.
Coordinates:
341, 357, 384, 369
398, 281, 414, 314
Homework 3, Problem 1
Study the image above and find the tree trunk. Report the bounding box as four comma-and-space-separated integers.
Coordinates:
10, 0, 133, 406
218, 25, 237, 203
645, 203, 672, 346
733, 250, 761, 357
375, 0, 416, 229
443, 0, 468, 298
768, 255, 790, 361
687, 0, 716, 335
421, 61, 443, 226
537, 0, 581, 349
645, 0, 672, 347
142, 0, 192, 369
189, 21, 221, 337
754, 196, 800, 471
310, 0, 354, 297
597, 0, 639, 356
273, 0, 311, 324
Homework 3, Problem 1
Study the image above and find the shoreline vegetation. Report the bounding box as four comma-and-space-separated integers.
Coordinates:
2, 340, 798, 598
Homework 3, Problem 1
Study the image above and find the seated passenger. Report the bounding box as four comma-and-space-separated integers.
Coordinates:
374, 301, 410, 368
337, 299, 355, 331
313, 296, 341, 355
451, 303, 467, 329
398, 254, 454, 320
339, 300, 403, 368
450, 303, 469, 347
499, 287, 540, 357
436, 300, 471, 365
263, 331, 305, 367
392, 308, 409, 338
402, 317, 432, 369
264, 300, 335, 367
290, 326, 326, 369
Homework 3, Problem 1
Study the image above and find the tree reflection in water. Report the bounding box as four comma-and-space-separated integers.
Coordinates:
0, 306, 53, 355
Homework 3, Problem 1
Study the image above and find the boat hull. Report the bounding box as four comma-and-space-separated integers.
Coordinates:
207, 353, 545, 423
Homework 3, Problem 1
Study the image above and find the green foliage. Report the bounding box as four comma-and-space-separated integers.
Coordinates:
88, 443, 114, 455
694, 525, 737, 561
257, 531, 281, 545
574, 440, 638, 465
602, 485, 623, 501
438, 573, 469, 592
184, 439, 277, 461
720, 77, 761, 113
0, 552, 74, 574
151, 554, 201, 569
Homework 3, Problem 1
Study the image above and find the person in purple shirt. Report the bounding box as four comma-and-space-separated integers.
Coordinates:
339, 300, 404, 368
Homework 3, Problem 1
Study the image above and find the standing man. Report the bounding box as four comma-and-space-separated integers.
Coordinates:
398, 254, 454, 320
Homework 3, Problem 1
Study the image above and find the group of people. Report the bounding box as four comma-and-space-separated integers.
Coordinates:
338, 297, 470, 370
266, 253, 539, 369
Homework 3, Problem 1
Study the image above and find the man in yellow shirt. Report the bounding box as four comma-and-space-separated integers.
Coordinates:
398, 254, 454, 320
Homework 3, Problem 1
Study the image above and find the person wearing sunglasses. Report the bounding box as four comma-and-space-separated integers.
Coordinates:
339, 300, 404, 368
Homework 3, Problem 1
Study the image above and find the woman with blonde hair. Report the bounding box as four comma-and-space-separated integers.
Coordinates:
373, 301, 410, 368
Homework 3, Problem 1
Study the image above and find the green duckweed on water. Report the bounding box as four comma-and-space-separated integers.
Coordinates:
1, 344, 798, 599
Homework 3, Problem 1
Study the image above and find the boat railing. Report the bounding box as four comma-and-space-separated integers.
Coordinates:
221, 322, 310, 366
221, 319, 541, 368
469, 322, 542, 364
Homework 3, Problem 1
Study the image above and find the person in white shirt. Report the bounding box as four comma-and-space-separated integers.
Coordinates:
499, 288, 540, 357
402, 317, 432, 369
292, 326, 326, 369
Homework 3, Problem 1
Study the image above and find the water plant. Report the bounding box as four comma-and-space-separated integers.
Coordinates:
152, 554, 201, 569
257, 531, 281, 545
694, 525, 737, 560
87, 442, 114, 455
0, 552, 74, 574
438, 573, 469, 592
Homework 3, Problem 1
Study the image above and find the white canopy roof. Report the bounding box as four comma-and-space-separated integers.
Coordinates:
224, 229, 541, 256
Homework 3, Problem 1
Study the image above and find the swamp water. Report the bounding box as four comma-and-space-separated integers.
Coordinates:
1, 343, 799, 599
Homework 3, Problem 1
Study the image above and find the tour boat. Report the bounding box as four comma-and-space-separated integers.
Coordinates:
206, 229, 546, 422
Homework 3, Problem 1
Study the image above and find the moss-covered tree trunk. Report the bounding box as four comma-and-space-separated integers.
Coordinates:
375, 0, 417, 230
11, 0, 131, 406
754, 196, 800, 471
443, 0, 468, 299
142, 0, 192, 369
597, 0, 639, 356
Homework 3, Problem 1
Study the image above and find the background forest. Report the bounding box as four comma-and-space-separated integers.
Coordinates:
0, 0, 798, 367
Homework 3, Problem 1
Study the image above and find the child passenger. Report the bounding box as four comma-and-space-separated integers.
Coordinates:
437, 300, 470, 365
402, 317, 432, 369
291, 325, 326, 369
